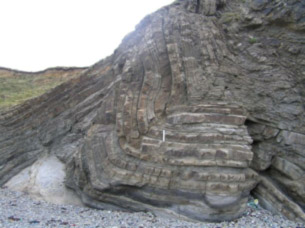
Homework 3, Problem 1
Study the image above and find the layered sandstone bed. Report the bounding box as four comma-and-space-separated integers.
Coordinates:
0, 0, 304, 222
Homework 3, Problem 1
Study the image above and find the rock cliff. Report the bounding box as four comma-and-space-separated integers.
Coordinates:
0, 0, 304, 222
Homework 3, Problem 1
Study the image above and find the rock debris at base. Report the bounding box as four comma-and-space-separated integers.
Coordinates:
0, 188, 304, 228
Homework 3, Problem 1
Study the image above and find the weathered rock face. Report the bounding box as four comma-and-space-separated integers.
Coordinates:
0, 0, 304, 222
65, 104, 257, 222
4, 155, 83, 206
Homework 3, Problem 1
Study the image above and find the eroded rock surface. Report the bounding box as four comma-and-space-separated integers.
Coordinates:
5, 155, 82, 206
0, 0, 304, 222
66, 104, 257, 222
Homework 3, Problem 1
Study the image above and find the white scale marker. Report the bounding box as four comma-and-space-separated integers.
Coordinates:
163, 130, 166, 142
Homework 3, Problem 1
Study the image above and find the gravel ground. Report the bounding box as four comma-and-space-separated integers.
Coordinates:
0, 187, 304, 228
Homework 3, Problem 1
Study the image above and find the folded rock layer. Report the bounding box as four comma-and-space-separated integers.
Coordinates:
0, 0, 305, 222
66, 103, 257, 221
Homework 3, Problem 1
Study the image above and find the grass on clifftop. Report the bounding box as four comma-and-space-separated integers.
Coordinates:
0, 68, 85, 110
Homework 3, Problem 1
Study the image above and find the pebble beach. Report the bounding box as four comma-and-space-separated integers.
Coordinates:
0, 188, 304, 228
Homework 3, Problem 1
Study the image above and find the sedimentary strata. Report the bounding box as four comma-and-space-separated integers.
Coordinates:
0, 0, 304, 222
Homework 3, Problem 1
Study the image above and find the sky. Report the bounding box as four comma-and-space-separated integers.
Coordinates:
0, 0, 174, 72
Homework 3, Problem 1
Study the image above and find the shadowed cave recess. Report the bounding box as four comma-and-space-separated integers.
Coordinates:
0, 0, 305, 223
